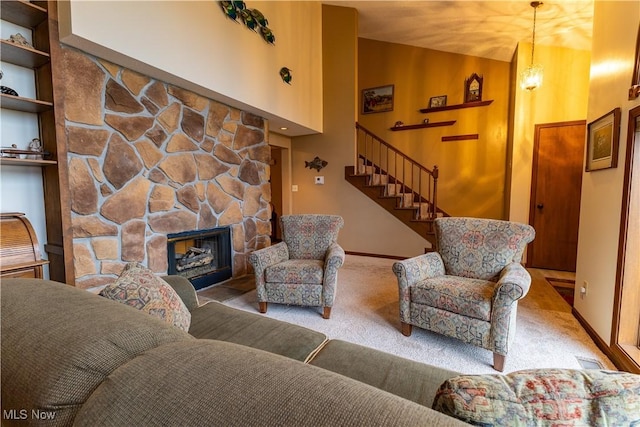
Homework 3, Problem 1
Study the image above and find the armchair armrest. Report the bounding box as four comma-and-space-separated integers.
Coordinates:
248, 242, 289, 300
161, 275, 200, 312
393, 253, 445, 323
248, 242, 289, 273
392, 252, 445, 289
490, 262, 532, 355
324, 242, 346, 272
493, 262, 531, 303
321, 242, 345, 307
323, 242, 345, 284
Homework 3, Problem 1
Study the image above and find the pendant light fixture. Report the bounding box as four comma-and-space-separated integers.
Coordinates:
520, 1, 544, 91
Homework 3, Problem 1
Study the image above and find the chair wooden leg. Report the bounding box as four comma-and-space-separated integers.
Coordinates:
259, 302, 267, 314
401, 322, 412, 336
322, 306, 331, 319
493, 353, 506, 372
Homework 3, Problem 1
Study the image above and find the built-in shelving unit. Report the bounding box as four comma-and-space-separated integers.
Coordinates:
1, 1, 69, 283
389, 120, 456, 131
419, 100, 493, 114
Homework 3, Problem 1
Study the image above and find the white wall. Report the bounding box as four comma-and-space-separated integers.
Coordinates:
574, 1, 640, 344
58, 1, 323, 136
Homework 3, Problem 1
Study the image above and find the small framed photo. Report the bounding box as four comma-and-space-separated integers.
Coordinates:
586, 107, 621, 172
429, 95, 447, 108
362, 84, 394, 114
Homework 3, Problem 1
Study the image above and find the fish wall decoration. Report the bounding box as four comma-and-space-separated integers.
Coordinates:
219, 1, 275, 45
279, 67, 292, 84
305, 156, 328, 172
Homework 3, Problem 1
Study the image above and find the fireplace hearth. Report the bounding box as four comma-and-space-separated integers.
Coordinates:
167, 227, 232, 290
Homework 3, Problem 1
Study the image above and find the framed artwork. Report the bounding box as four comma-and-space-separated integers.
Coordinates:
586, 107, 621, 172
464, 73, 483, 103
362, 85, 394, 114
429, 95, 447, 108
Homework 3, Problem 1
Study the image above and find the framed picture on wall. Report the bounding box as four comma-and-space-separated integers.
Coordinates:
429, 95, 447, 108
362, 85, 394, 114
585, 107, 621, 172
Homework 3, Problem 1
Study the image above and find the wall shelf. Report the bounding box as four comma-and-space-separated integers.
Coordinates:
389, 120, 456, 131
0, 1, 48, 28
1, 40, 50, 68
442, 134, 479, 142
0, 94, 53, 113
0, 157, 57, 167
419, 100, 493, 114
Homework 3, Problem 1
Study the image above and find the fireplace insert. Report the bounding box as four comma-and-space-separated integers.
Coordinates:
166, 227, 232, 290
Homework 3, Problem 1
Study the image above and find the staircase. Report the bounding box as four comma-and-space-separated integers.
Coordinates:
345, 123, 448, 244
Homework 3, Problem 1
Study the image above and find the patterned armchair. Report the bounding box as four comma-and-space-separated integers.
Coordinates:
392, 217, 535, 371
248, 215, 345, 319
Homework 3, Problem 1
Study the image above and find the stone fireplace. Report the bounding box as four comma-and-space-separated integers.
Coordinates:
62, 47, 271, 288
167, 227, 232, 290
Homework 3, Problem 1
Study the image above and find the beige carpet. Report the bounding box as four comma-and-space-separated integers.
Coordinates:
224, 255, 615, 374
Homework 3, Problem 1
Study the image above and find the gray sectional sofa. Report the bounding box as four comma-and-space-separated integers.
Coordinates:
1, 277, 465, 426
5, 277, 639, 426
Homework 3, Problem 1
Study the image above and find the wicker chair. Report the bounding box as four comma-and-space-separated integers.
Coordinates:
392, 217, 535, 371
248, 214, 345, 319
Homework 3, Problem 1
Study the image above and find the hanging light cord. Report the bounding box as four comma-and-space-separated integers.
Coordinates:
531, 4, 537, 65
530, 2, 542, 65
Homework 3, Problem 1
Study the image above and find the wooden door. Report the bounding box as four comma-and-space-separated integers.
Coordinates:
528, 121, 586, 271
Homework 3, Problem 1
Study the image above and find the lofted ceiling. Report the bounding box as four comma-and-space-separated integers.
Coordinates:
321, 0, 594, 62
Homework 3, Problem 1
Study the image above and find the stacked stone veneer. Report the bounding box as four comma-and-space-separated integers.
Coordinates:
61, 47, 271, 288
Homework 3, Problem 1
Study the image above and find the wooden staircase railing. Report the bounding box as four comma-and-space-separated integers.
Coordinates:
346, 123, 447, 241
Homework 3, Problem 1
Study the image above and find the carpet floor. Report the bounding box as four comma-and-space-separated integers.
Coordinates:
222, 255, 615, 374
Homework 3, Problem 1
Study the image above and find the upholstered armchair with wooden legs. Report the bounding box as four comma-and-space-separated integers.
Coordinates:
392, 217, 535, 371
248, 214, 345, 319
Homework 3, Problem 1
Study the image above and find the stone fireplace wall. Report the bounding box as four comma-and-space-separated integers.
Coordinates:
61, 47, 271, 289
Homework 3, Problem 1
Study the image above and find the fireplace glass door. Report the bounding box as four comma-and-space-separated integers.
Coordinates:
167, 227, 232, 290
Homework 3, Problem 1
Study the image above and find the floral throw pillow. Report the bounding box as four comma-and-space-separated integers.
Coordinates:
432, 369, 640, 426
100, 262, 191, 332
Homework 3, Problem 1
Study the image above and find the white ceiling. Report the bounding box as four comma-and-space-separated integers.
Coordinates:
322, 0, 594, 62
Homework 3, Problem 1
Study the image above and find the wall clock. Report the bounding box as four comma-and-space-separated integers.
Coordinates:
464, 73, 483, 103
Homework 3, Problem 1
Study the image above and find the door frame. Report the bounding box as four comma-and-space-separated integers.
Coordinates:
611, 105, 640, 373
268, 132, 293, 216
